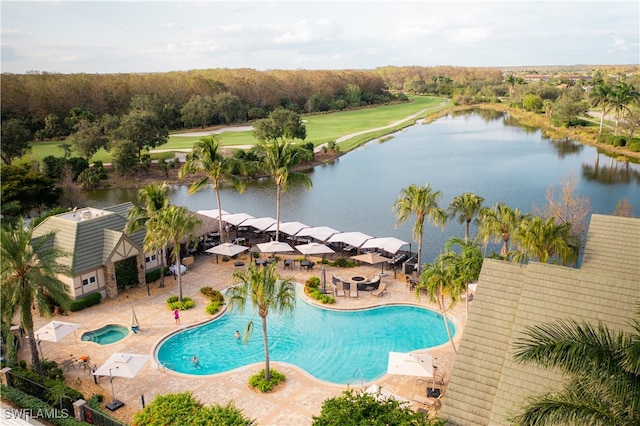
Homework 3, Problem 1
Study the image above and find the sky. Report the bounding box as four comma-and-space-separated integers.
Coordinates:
1, 1, 638, 74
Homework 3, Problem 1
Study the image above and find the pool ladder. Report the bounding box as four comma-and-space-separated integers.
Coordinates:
353, 368, 364, 388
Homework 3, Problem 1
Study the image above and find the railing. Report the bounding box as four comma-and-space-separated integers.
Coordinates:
82, 405, 127, 426
7, 370, 75, 414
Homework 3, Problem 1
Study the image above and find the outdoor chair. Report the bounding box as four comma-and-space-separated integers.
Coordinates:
372, 281, 386, 297
334, 281, 346, 297
349, 282, 358, 298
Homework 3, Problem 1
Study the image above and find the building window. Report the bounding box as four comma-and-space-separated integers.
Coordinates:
145, 254, 157, 263
82, 276, 96, 286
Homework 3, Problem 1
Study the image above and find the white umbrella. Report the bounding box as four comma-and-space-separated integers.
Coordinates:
242, 216, 277, 231
351, 252, 391, 272
296, 226, 341, 242
220, 212, 254, 226
327, 231, 373, 248
257, 241, 294, 253
35, 320, 81, 359
387, 351, 433, 378
94, 352, 150, 411
266, 221, 310, 237
295, 242, 335, 256
206, 243, 249, 263
196, 209, 229, 219
361, 237, 409, 255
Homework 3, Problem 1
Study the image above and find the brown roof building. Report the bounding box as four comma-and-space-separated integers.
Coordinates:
440, 214, 640, 425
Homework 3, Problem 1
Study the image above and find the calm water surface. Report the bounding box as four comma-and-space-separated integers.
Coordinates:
88, 110, 640, 263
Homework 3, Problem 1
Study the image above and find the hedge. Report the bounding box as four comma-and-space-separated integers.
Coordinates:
68, 293, 101, 312
0, 384, 86, 426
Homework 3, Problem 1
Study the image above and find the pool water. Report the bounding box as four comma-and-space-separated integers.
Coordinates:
81, 324, 128, 345
156, 288, 454, 384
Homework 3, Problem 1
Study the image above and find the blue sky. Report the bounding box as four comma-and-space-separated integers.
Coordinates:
1, 1, 638, 74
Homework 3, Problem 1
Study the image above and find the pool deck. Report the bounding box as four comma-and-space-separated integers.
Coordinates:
22, 253, 467, 425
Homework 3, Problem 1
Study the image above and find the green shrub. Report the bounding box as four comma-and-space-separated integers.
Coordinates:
307, 287, 335, 305
329, 258, 356, 268
0, 385, 85, 426
145, 268, 163, 283
305, 276, 320, 288
200, 287, 225, 303
68, 293, 101, 312
248, 369, 286, 393
167, 297, 194, 310
628, 141, 640, 152
206, 301, 221, 315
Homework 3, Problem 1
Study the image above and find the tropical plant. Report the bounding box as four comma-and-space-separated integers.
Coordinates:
146, 205, 200, 301
251, 139, 312, 241
1, 219, 72, 374
589, 83, 614, 135
477, 202, 526, 257
227, 263, 296, 383
610, 81, 640, 135
512, 216, 576, 265
416, 255, 459, 353
393, 183, 447, 275
179, 135, 245, 243
313, 388, 445, 426
126, 182, 171, 288
511, 303, 640, 425
447, 192, 485, 242
443, 237, 484, 316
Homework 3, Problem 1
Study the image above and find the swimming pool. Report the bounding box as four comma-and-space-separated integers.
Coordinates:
81, 324, 128, 345
156, 288, 454, 384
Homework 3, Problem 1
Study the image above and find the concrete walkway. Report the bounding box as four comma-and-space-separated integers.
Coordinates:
21, 254, 465, 425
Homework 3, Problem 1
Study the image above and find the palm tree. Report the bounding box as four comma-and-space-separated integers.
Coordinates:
512, 216, 576, 265
443, 237, 483, 316
179, 135, 245, 243
393, 183, 447, 275
477, 202, 525, 257
1, 219, 72, 374
416, 256, 459, 353
511, 304, 640, 425
227, 263, 296, 382
146, 205, 201, 301
447, 192, 484, 242
589, 83, 614, 136
252, 139, 312, 241
126, 182, 170, 288
610, 81, 640, 136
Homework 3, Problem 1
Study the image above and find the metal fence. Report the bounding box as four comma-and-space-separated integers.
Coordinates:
82, 405, 127, 426
7, 370, 75, 414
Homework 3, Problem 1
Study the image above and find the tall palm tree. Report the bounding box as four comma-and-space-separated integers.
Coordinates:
589, 83, 614, 136
447, 192, 484, 242
1, 219, 72, 374
477, 202, 525, 257
610, 81, 640, 136
227, 263, 296, 382
443, 237, 483, 316
126, 182, 170, 288
252, 140, 312, 241
146, 205, 201, 301
393, 183, 447, 275
511, 304, 640, 425
512, 216, 576, 265
179, 135, 246, 243
416, 256, 459, 353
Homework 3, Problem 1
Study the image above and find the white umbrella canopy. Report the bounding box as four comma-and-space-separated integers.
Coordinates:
257, 241, 295, 253
35, 321, 81, 342
266, 221, 310, 237
196, 209, 229, 219
361, 237, 409, 255
296, 226, 341, 242
295, 242, 335, 256
93, 353, 150, 378
206, 243, 249, 257
327, 231, 373, 248
220, 212, 254, 226
242, 216, 277, 231
387, 352, 433, 378
351, 252, 391, 265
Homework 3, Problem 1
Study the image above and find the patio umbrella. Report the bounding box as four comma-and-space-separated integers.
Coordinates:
206, 243, 249, 263
34, 321, 81, 359
266, 221, 310, 237
296, 226, 340, 243
196, 209, 229, 219
361, 237, 409, 255
242, 216, 277, 231
257, 241, 294, 254
131, 308, 139, 334
295, 242, 335, 257
351, 252, 392, 273
220, 212, 254, 226
327, 231, 373, 248
387, 351, 433, 378
321, 264, 327, 292
93, 352, 150, 411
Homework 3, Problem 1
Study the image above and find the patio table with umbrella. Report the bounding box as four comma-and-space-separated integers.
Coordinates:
256, 241, 294, 255
34, 320, 81, 360
295, 242, 335, 258
206, 242, 249, 263
387, 351, 433, 378
295, 226, 340, 243
93, 352, 150, 411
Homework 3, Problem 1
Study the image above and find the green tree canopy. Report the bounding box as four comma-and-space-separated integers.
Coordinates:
252, 108, 307, 144
1, 118, 32, 165
66, 118, 109, 162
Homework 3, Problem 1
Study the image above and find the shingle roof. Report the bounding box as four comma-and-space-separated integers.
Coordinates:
440, 214, 640, 425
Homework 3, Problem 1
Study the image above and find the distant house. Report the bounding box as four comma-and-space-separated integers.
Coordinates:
31, 203, 159, 300
440, 214, 640, 425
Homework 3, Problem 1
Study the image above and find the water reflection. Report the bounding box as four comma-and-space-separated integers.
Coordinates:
582, 152, 640, 185
547, 137, 584, 159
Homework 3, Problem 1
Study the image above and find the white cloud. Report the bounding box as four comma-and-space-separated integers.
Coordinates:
1, 29, 32, 38
608, 36, 627, 52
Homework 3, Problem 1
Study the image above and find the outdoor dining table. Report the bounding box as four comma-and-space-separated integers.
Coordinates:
255, 258, 266, 266
300, 260, 313, 270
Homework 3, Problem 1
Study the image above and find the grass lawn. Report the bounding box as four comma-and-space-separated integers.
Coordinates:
23, 95, 445, 163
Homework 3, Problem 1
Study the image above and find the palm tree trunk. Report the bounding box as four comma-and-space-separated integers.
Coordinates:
439, 289, 457, 354
416, 233, 423, 276
465, 220, 470, 242
501, 234, 509, 256
26, 327, 43, 374
159, 247, 166, 288
262, 316, 271, 382
175, 241, 184, 301
275, 185, 281, 241
598, 106, 606, 135
215, 188, 225, 243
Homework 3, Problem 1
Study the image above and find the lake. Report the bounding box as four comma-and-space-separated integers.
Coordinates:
87, 109, 640, 264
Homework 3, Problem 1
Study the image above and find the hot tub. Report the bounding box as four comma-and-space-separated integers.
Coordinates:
81, 324, 128, 345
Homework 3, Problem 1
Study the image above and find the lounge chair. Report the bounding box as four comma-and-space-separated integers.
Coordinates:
366, 384, 409, 402
334, 281, 346, 297
372, 281, 386, 297
349, 281, 358, 298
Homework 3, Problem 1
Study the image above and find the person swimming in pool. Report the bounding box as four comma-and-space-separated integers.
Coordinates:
235, 330, 241, 339
192, 355, 199, 366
